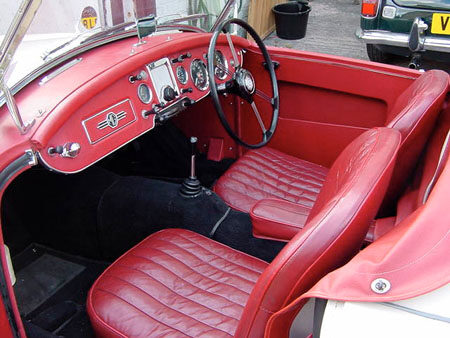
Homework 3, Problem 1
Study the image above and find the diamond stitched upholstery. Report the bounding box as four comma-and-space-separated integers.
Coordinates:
87, 229, 268, 337
214, 147, 328, 213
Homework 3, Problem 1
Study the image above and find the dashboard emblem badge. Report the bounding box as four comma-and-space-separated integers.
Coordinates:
97, 111, 127, 130
106, 112, 118, 128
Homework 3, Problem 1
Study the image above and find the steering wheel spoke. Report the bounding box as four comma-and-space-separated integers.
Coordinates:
250, 101, 267, 134
208, 18, 279, 149
255, 88, 274, 105
215, 62, 234, 80
226, 32, 240, 68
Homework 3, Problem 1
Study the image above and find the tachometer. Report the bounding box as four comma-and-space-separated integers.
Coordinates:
214, 50, 228, 80
190, 59, 209, 91
176, 66, 188, 84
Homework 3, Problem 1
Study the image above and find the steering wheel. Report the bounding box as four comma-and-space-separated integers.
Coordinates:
207, 18, 279, 149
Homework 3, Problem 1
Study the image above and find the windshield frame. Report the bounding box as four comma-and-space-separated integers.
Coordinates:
0, 0, 238, 110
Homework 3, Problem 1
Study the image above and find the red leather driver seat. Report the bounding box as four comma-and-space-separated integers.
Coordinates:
215, 70, 448, 214
87, 128, 401, 337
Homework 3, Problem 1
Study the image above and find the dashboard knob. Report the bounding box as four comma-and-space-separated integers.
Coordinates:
61, 142, 81, 158
163, 86, 177, 102
48, 142, 80, 158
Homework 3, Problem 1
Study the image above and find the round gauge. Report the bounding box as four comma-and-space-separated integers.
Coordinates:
176, 66, 188, 85
137, 83, 152, 104
190, 59, 209, 91
214, 50, 228, 80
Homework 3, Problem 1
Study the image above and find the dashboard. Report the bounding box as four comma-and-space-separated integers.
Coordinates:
38, 35, 244, 174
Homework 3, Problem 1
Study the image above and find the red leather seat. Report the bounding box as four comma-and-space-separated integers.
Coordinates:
88, 128, 401, 337
214, 147, 328, 213
87, 228, 268, 337
215, 70, 448, 215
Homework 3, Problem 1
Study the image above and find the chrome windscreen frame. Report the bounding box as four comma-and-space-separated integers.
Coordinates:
0, 0, 238, 111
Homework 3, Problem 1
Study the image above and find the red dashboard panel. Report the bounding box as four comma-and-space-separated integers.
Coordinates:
37, 36, 242, 173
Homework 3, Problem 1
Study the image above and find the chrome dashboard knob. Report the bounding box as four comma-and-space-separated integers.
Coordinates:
48, 142, 80, 158
61, 142, 81, 158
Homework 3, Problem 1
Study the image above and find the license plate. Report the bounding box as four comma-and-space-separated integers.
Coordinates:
431, 13, 450, 35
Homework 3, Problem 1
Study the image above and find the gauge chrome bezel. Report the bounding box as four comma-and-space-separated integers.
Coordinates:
214, 50, 228, 80
176, 65, 188, 85
190, 59, 209, 91
137, 83, 152, 104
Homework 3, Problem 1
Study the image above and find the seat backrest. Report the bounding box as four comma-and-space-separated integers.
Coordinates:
395, 110, 450, 223
381, 70, 448, 213
235, 128, 401, 337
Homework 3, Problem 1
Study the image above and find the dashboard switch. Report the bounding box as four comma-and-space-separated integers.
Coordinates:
128, 70, 147, 83
163, 86, 177, 102
171, 52, 192, 64
181, 87, 193, 94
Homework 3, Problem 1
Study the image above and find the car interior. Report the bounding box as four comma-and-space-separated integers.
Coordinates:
0, 20, 449, 337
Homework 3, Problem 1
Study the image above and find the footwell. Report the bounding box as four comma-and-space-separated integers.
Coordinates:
13, 244, 108, 337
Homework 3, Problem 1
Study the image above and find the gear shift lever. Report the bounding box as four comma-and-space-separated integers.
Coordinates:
180, 137, 202, 197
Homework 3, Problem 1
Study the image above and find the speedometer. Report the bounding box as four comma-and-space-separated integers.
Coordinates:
214, 50, 228, 80
190, 59, 209, 91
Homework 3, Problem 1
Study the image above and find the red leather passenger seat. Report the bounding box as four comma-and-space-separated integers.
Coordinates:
88, 128, 401, 337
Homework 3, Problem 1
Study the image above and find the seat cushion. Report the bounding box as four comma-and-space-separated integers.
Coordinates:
87, 229, 268, 337
215, 147, 329, 213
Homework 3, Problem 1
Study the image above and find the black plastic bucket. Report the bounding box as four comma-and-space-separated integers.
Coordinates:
272, 2, 311, 40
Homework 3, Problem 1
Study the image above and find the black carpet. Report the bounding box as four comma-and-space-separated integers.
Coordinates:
14, 254, 85, 316
13, 244, 108, 338
99, 120, 235, 187
98, 176, 285, 261
2, 166, 119, 259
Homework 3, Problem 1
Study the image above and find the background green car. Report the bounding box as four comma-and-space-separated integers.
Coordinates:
356, 0, 450, 68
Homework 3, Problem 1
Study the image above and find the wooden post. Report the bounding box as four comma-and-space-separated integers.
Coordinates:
247, 0, 284, 40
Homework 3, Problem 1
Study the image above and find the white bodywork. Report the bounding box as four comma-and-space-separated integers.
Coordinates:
320, 283, 450, 337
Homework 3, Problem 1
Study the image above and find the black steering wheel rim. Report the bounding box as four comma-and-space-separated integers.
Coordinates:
207, 18, 279, 149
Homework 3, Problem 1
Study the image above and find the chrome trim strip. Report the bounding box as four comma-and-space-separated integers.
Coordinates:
269, 52, 417, 80
356, 28, 450, 53
81, 98, 137, 145
39, 58, 82, 85
160, 14, 209, 25
0, 150, 37, 191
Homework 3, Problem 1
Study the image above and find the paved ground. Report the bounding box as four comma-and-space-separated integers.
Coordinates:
264, 0, 450, 72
